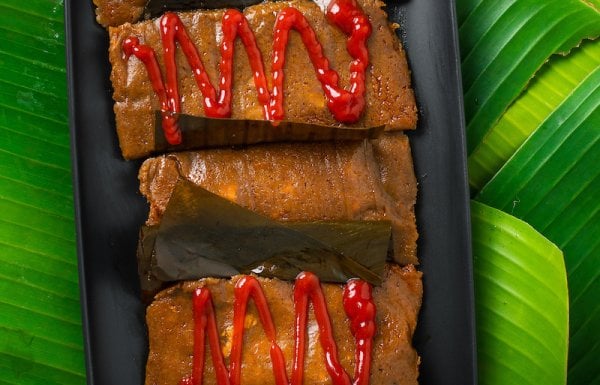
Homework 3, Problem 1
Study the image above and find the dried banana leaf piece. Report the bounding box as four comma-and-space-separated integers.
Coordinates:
152, 112, 384, 154
137, 179, 391, 297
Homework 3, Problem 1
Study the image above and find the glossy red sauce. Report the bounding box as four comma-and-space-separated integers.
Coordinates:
181, 273, 376, 385
122, 0, 371, 145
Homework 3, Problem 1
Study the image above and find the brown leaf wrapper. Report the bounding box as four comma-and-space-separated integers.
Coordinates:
137, 179, 392, 299
152, 112, 385, 154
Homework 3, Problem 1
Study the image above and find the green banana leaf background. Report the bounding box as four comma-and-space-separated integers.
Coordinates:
0, 0, 597, 384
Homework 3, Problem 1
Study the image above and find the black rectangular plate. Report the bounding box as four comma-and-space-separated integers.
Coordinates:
65, 0, 477, 384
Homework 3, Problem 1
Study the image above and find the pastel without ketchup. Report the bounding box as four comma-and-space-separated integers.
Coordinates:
122, 0, 372, 145
181, 273, 376, 385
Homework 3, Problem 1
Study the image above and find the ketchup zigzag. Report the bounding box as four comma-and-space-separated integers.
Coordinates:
181, 273, 376, 385
122, 0, 372, 145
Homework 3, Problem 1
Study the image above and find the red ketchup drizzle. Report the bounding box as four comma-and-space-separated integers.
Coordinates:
122, 0, 371, 145
292, 271, 351, 385
342, 279, 376, 385
182, 273, 376, 385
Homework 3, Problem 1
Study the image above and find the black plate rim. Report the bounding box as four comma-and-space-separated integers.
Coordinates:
65, 2, 94, 382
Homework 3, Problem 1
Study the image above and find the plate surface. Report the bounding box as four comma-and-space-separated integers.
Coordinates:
65, 0, 477, 384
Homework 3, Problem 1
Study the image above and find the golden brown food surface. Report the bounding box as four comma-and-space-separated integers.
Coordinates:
146, 264, 422, 385
139, 133, 419, 265
108, 0, 417, 159
93, 0, 146, 28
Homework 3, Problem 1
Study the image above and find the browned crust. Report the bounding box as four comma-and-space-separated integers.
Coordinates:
138, 133, 418, 265
108, 0, 417, 159
146, 264, 422, 385
93, 0, 146, 28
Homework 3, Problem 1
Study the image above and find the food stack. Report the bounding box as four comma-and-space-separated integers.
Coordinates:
93, 0, 422, 383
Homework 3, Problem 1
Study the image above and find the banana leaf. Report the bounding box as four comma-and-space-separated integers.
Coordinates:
151, 112, 384, 155
0, 1, 85, 384
468, 39, 600, 192
471, 201, 568, 385
140, 179, 389, 286
458, 0, 600, 154
476, 63, 600, 385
